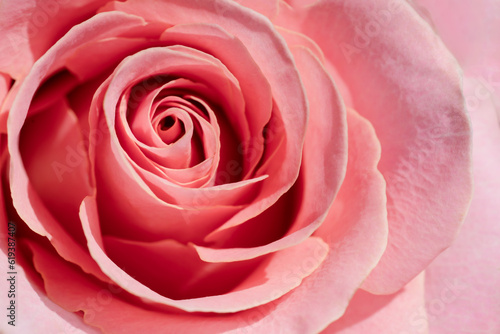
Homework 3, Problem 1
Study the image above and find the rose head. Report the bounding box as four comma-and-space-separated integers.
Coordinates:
0, 0, 487, 333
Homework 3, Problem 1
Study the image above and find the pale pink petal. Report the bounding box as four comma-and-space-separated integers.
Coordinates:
411, 0, 500, 75
411, 0, 500, 134
406, 4, 500, 330
322, 273, 428, 334
276, 26, 325, 64
424, 78, 500, 334
275, 0, 473, 294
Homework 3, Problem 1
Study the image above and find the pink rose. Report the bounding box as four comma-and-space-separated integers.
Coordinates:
0, 0, 496, 333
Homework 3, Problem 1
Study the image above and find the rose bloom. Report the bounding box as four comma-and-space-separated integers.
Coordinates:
0, 0, 498, 333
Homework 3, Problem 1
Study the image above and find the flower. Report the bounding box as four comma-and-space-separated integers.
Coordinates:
0, 0, 495, 333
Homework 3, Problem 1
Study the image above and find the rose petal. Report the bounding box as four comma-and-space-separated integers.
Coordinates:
275, 0, 473, 294
81, 194, 329, 312
231, 0, 279, 20
0, 0, 108, 79
0, 73, 11, 133
194, 46, 347, 260
276, 26, 325, 64
27, 105, 385, 332
322, 273, 428, 334
411, 0, 500, 74
424, 78, 500, 334
102, 236, 263, 300
22, 239, 250, 334
412, 0, 500, 126
159, 23, 272, 178
222, 108, 387, 333
102, 0, 307, 237
7, 11, 147, 280
65, 37, 164, 81
1, 134, 98, 334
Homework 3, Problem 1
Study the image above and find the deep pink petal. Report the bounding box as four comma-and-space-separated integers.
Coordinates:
275, 0, 473, 294
159, 23, 272, 177
23, 239, 263, 334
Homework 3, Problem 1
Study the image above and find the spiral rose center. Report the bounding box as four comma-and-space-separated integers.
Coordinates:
158, 115, 185, 144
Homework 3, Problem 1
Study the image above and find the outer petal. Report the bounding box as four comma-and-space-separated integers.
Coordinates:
424, 78, 500, 334
412, 0, 500, 136
0, 243, 100, 334
323, 273, 428, 334
7, 11, 146, 281
0, 136, 98, 334
223, 108, 387, 334
275, 0, 473, 293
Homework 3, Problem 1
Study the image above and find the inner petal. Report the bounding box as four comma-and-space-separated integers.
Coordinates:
158, 115, 184, 143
